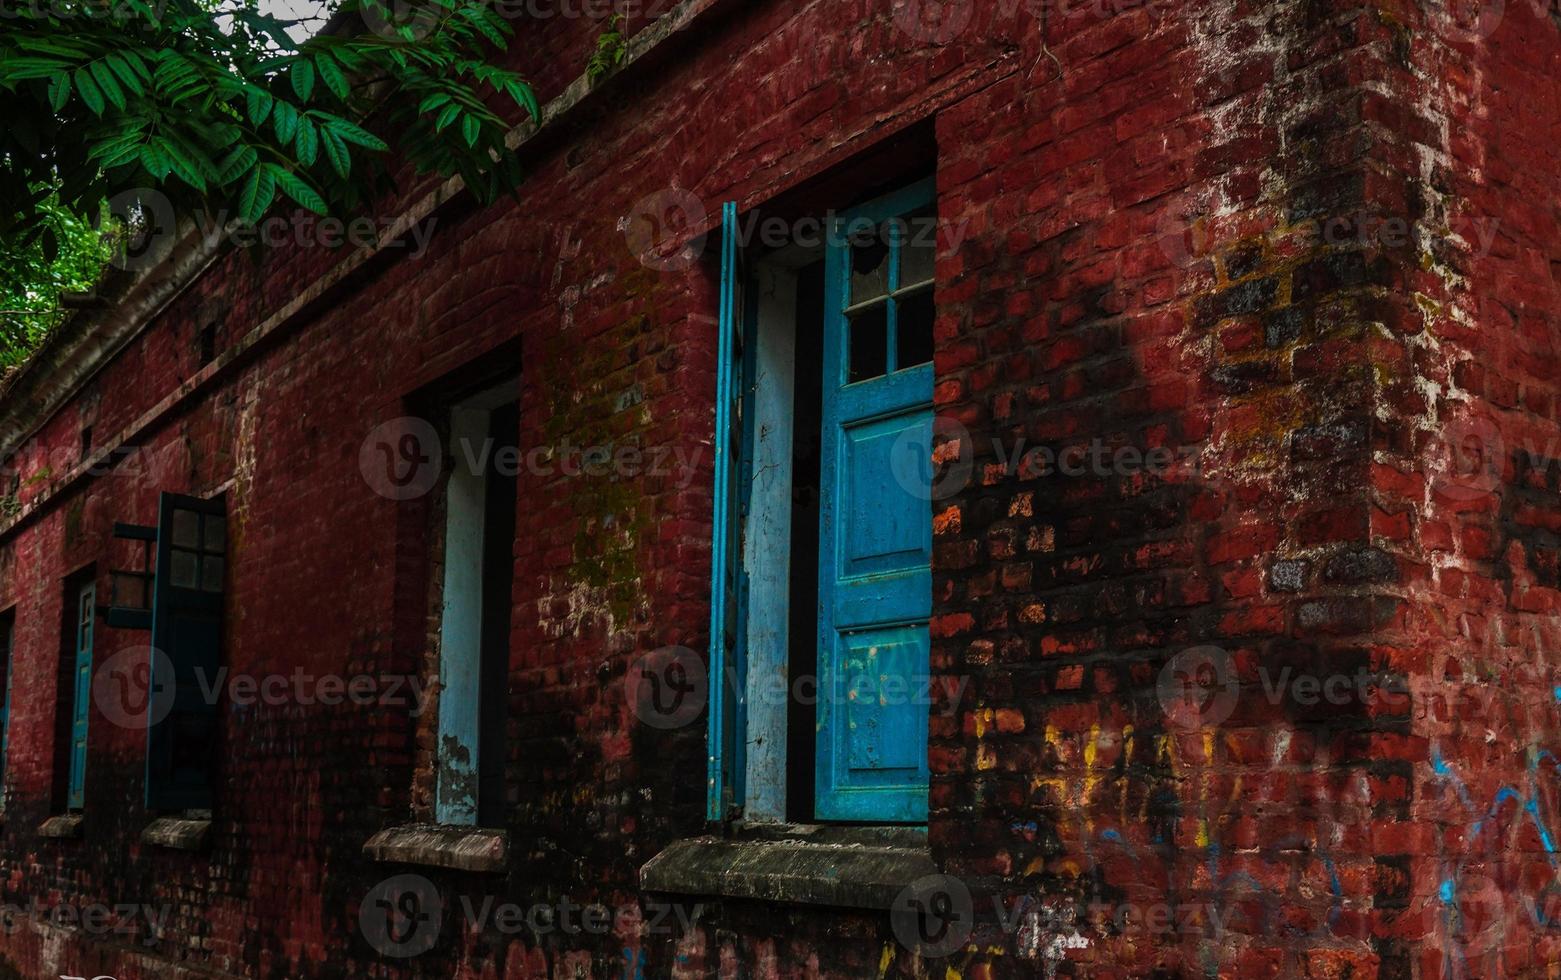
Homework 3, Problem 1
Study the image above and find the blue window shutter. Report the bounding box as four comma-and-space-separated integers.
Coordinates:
815, 179, 936, 823
68, 581, 95, 810
707, 201, 749, 822
145, 492, 225, 812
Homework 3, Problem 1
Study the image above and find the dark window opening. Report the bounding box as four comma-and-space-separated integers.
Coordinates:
785, 260, 826, 822
199, 323, 218, 366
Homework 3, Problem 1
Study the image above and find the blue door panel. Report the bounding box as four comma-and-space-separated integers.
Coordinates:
840, 625, 928, 774
841, 413, 933, 577
816, 181, 936, 823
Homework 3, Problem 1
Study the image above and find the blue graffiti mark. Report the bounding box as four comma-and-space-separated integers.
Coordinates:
620, 947, 645, 980
1428, 743, 1561, 976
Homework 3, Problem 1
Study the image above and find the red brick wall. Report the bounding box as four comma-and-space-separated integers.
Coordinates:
0, 1, 1557, 977
1368, 0, 1561, 976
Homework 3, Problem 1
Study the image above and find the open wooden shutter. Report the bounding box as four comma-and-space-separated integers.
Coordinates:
68, 581, 95, 809
146, 492, 226, 811
707, 201, 749, 822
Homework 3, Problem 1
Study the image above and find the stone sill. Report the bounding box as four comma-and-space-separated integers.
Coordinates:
640, 823, 933, 911
142, 816, 211, 850
38, 814, 83, 839
364, 824, 508, 873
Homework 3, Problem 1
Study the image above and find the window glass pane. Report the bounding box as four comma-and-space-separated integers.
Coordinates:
848, 306, 888, 383
899, 207, 937, 288
850, 231, 890, 305
204, 515, 226, 553
170, 549, 198, 589
201, 556, 225, 593
171, 510, 199, 549
896, 289, 935, 369
113, 573, 149, 610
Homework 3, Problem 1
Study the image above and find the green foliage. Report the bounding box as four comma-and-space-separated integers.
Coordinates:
0, 0, 541, 367
0, 194, 117, 369
587, 14, 626, 83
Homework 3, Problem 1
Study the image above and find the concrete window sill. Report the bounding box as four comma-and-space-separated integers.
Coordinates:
640, 823, 933, 911
38, 814, 84, 839
142, 817, 211, 850
363, 824, 508, 873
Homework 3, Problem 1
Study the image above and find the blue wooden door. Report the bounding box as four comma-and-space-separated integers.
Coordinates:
68, 581, 95, 809
816, 180, 937, 822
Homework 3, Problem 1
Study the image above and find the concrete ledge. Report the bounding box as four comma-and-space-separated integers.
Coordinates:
38, 814, 83, 839
142, 817, 211, 850
640, 824, 933, 910
363, 824, 507, 873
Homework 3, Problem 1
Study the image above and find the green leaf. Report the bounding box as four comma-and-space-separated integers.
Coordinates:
273, 100, 298, 144
314, 52, 348, 101
459, 5, 505, 46
316, 113, 388, 151
295, 115, 318, 167
246, 87, 273, 126
118, 48, 151, 81
505, 79, 539, 122
290, 59, 314, 102
267, 165, 327, 215
100, 141, 144, 169
0, 58, 69, 81
89, 60, 125, 110
160, 138, 207, 191
239, 165, 275, 226
105, 53, 145, 96
73, 69, 105, 115
320, 127, 350, 179
419, 92, 454, 114
434, 102, 460, 133
48, 72, 69, 112
216, 145, 259, 184
461, 113, 480, 147
139, 141, 171, 179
